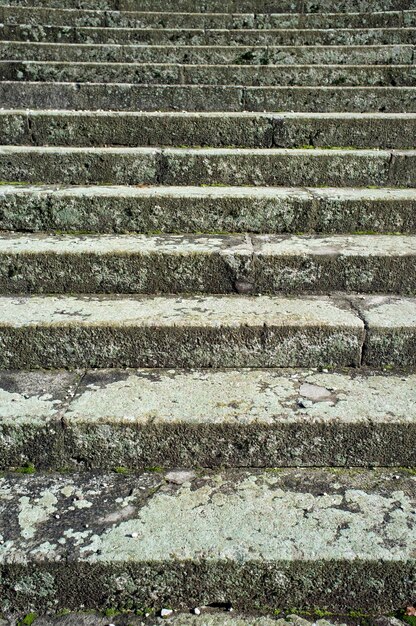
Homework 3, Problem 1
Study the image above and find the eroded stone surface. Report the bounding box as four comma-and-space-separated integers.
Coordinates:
352, 295, 416, 366
0, 233, 414, 294
0, 469, 414, 614
0, 294, 364, 369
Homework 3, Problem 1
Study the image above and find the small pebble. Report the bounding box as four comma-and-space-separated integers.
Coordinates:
161, 609, 174, 618
131, 532, 139, 538
193, 608, 201, 615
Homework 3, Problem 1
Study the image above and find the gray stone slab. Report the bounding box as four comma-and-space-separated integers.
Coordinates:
0, 468, 414, 615
1, 82, 415, 113
2, 146, 413, 188
0, 294, 364, 369
2, 61, 415, 87
1, 25, 414, 46
1, 367, 415, 469
0, 370, 80, 468
64, 368, 416, 468
0, 233, 414, 295
2, 110, 416, 150
0, 233, 254, 294
1, 185, 414, 234
352, 295, 416, 367
252, 234, 416, 294
0, 0, 412, 11
2, 43, 413, 66
0, 6, 411, 29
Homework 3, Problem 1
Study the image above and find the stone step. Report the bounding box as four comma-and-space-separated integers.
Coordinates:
2, 25, 414, 45
3, 61, 415, 87
2, 6, 415, 29
2, 82, 415, 113
2, 367, 416, 469
1, 185, 415, 234
0, 0, 413, 12
12, 615, 414, 626
0, 468, 414, 615
0, 293, 367, 368
0, 293, 415, 369
2, 110, 416, 149
3, 233, 416, 295
1, 146, 415, 187
2, 42, 415, 66
0, 233, 415, 295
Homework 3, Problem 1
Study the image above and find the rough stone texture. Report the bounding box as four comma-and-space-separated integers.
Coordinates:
353, 295, 416, 366
2, 61, 415, 87
2, 25, 414, 46
0, 0, 413, 12
0, 7, 413, 29
23, 615, 413, 626
1, 146, 414, 187
1, 185, 414, 234
22, 607, 403, 626
1, 42, 414, 66
2, 110, 416, 149
0, 233, 254, 295
0, 233, 415, 295
28, 615, 351, 626
0, 369, 80, 468
2, 82, 415, 113
0, 294, 364, 369
64, 365, 416, 463
0, 468, 414, 615
1, 367, 414, 469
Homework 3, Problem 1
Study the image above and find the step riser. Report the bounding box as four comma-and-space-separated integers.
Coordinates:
0, 0, 412, 12
2, 82, 415, 113
1, 148, 414, 188
2, 187, 414, 235
2, 7, 414, 29
0, 469, 414, 615
3, 62, 415, 87
2, 111, 416, 149
1, 235, 415, 295
2, 25, 414, 45
2, 43, 414, 66
2, 369, 416, 469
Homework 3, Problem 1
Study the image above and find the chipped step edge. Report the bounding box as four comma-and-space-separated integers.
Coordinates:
0, 233, 415, 295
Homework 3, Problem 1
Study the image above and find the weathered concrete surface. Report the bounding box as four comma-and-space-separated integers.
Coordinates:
67, 363, 416, 460
0, 233, 415, 295
1, 146, 414, 187
0, 233, 254, 294
2, 25, 414, 46
0, 369, 80, 469
0, 468, 414, 615
2, 61, 414, 87
0, 6, 413, 29
2, 82, 415, 113
0, 294, 364, 369
2, 110, 416, 149
0, 0, 413, 13
1, 185, 414, 235
1, 367, 412, 469
353, 295, 416, 367
1, 42, 414, 67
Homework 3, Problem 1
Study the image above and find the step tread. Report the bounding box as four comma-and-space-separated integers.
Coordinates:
0, 468, 414, 613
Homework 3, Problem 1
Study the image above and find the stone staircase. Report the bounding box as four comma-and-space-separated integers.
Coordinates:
0, 0, 415, 621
